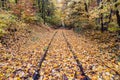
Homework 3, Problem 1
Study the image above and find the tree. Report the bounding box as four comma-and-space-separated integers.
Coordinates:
114, 0, 120, 35
15, 0, 18, 4
0, 0, 8, 9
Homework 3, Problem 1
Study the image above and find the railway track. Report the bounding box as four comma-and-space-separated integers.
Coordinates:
33, 30, 119, 80
62, 31, 90, 80
33, 31, 57, 80
64, 30, 120, 79
32, 30, 91, 80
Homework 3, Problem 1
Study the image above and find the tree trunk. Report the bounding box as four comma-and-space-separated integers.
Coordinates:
1, 0, 5, 8
15, 0, 18, 4
100, 13, 104, 32
115, 10, 120, 35
97, 0, 102, 5
115, 10, 120, 26
42, 0, 45, 24
84, 1, 89, 18
96, 0, 102, 27
115, 0, 120, 35
37, 0, 40, 12
108, 9, 112, 23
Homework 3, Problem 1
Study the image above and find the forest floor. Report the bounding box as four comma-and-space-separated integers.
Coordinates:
0, 24, 120, 80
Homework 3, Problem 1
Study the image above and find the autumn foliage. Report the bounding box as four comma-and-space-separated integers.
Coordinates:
11, 0, 36, 22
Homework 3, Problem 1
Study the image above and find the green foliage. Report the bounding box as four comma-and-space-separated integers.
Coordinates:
22, 15, 39, 23
35, 13, 44, 23
74, 22, 82, 28
0, 13, 16, 26
118, 56, 120, 62
9, 0, 16, 3
0, 13, 17, 37
108, 27, 120, 32
108, 22, 120, 32
46, 16, 61, 26
63, 0, 89, 28
74, 27, 82, 33
1, 0, 61, 26
0, 29, 6, 37
109, 22, 118, 27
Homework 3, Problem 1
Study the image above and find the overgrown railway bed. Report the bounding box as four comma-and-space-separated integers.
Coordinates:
32, 30, 90, 80
32, 30, 120, 80
2, 30, 119, 80
64, 30, 120, 80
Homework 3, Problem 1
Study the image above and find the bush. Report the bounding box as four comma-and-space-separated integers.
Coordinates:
22, 12, 43, 24
108, 27, 120, 32
74, 22, 82, 28
0, 29, 6, 37
0, 13, 17, 37
74, 27, 82, 33
46, 16, 61, 26
108, 22, 120, 32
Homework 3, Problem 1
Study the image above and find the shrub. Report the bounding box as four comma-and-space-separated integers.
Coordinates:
46, 16, 61, 26
108, 27, 120, 32
0, 13, 16, 37
0, 29, 6, 37
108, 22, 120, 32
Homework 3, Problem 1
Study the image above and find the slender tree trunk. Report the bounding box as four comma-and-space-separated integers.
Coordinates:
15, 0, 17, 4
96, 0, 102, 26
84, 1, 89, 18
37, 0, 40, 12
108, 9, 112, 23
115, 10, 120, 35
115, 10, 120, 26
103, 9, 112, 28
101, 13, 104, 32
97, 0, 102, 5
100, 2, 104, 32
115, 0, 120, 35
1, 0, 5, 8
42, 0, 45, 24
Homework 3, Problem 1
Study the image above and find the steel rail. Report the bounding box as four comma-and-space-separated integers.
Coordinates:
63, 31, 120, 79
62, 31, 90, 80
33, 31, 57, 80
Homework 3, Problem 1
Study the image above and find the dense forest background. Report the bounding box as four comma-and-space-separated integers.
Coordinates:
0, 0, 120, 35
62, 0, 120, 33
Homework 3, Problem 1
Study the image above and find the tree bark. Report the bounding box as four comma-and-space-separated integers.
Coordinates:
1, 0, 5, 8
15, 0, 18, 4
108, 9, 112, 23
101, 13, 104, 32
115, 0, 120, 35
96, 0, 102, 27
115, 10, 120, 27
84, 1, 89, 18
37, 0, 40, 12
42, 0, 45, 24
